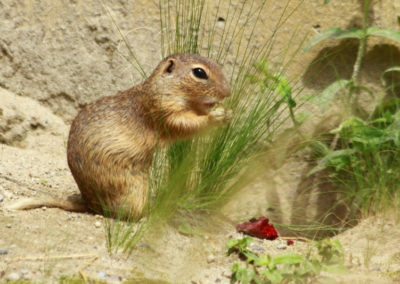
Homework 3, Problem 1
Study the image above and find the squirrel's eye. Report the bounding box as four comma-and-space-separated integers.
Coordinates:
192, 68, 208, 80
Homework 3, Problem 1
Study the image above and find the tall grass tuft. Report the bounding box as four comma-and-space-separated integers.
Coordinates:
106, 0, 307, 253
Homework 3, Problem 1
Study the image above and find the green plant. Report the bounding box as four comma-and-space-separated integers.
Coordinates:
304, 0, 400, 218
304, 0, 400, 116
246, 59, 300, 128
227, 237, 347, 283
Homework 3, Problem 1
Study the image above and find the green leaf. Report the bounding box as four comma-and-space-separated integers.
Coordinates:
313, 79, 350, 110
276, 77, 296, 108
309, 141, 331, 156
381, 66, 400, 85
324, 0, 332, 4
244, 251, 259, 264
366, 27, 400, 44
330, 116, 366, 134
272, 253, 305, 265
304, 28, 363, 52
226, 239, 240, 255
254, 255, 273, 267
253, 58, 269, 74
260, 269, 284, 284
309, 149, 357, 175
233, 267, 257, 284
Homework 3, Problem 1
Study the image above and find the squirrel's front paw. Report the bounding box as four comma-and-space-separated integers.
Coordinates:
209, 107, 232, 124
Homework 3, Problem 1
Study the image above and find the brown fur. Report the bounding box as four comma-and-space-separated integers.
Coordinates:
9, 54, 231, 220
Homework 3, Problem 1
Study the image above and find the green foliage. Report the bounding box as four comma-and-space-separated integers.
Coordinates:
227, 237, 258, 263
310, 105, 400, 215
304, 27, 400, 52
246, 59, 299, 127
304, 0, 400, 218
228, 237, 347, 283
104, 216, 143, 254
315, 238, 344, 265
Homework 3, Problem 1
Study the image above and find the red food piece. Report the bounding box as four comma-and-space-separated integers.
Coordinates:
236, 216, 278, 240
287, 240, 294, 246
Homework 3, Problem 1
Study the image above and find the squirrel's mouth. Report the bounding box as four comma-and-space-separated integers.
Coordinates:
203, 101, 216, 109
200, 97, 220, 115
202, 97, 219, 110
190, 96, 221, 115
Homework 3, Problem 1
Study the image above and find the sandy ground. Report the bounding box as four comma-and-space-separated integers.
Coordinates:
1, 88, 400, 283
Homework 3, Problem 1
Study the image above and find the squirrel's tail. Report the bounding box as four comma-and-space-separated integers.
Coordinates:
6, 195, 87, 212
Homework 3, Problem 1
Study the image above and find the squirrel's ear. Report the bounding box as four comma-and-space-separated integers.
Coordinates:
163, 58, 176, 74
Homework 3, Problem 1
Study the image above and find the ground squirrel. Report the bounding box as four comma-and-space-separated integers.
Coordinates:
8, 53, 232, 219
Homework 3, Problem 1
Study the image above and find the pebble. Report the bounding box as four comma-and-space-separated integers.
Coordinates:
250, 246, 265, 252
95, 221, 102, 228
277, 243, 287, 250
137, 242, 151, 249
0, 194, 4, 202
216, 22, 225, 29
215, 278, 221, 283
97, 271, 107, 280
21, 269, 29, 275
207, 254, 215, 263
0, 250, 9, 255
371, 266, 381, 271
6, 273, 20, 281
6, 224, 12, 228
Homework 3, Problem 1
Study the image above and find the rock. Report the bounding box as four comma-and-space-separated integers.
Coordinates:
0, 249, 8, 255
6, 273, 20, 281
20, 269, 31, 279
95, 221, 102, 228
0, 194, 4, 202
6, 224, 12, 228
207, 254, 215, 263
250, 246, 265, 252
0, 88, 67, 148
21, 269, 29, 275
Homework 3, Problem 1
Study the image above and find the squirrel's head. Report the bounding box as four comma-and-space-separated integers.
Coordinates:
146, 53, 231, 115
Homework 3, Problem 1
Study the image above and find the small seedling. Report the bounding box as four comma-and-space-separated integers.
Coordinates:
227, 237, 347, 283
